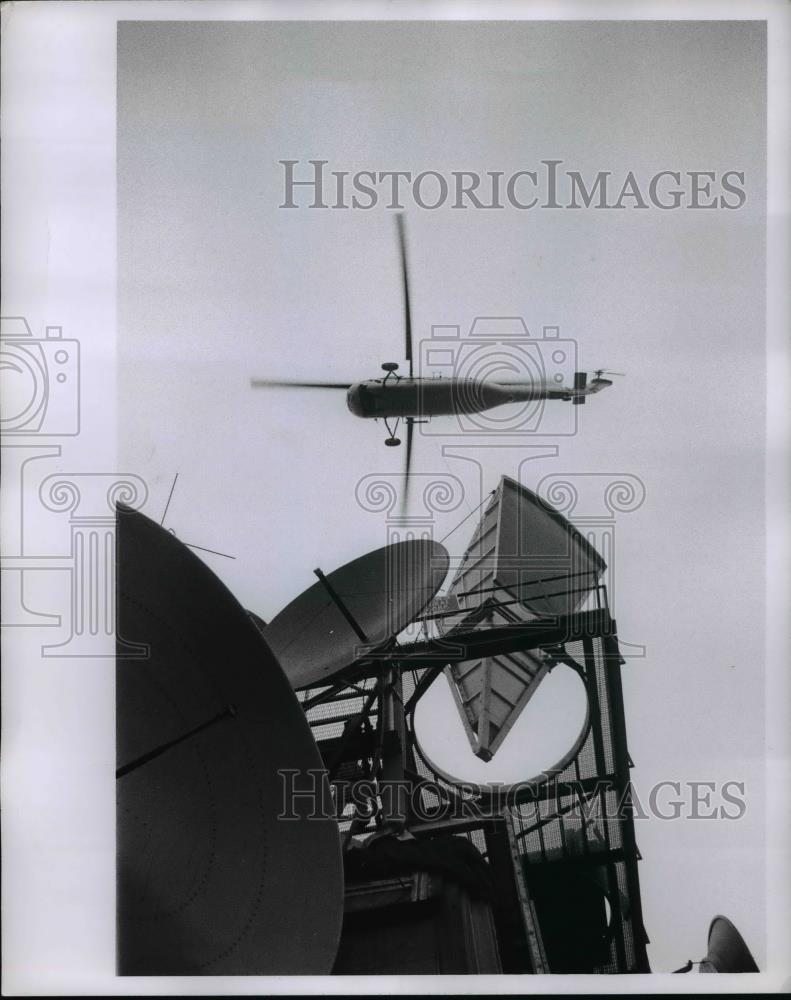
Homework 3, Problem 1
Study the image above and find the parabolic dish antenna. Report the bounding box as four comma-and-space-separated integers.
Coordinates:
700, 915, 759, 973
116, 506, 343, 975
441, 475, 606, 761
264, 539, 450, 689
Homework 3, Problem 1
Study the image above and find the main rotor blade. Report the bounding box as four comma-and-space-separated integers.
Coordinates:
250, 379, 351, 389
395, 213, 413, 378
402, 418, 414, 513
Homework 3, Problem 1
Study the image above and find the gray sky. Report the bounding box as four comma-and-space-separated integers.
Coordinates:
118, 19, 766, 971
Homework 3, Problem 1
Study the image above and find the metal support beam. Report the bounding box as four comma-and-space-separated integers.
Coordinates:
349, 610, 615, 677
601, 629, 651, 970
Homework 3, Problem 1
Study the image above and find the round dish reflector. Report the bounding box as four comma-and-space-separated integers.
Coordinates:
264, 539, 450, 689
116, 506, 343, 975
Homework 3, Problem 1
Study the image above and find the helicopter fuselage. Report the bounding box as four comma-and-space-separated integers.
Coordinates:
345, 375, 611, 419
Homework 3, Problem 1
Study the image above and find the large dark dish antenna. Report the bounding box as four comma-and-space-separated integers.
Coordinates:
699, 915, 759, 973
264, 539, 450, 689
116, 506, 343, 975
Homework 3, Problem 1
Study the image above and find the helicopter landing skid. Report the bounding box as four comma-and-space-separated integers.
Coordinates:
384, 416, 402, 447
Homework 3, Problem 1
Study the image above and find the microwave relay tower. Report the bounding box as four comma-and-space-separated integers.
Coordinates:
116, 478, 758, 975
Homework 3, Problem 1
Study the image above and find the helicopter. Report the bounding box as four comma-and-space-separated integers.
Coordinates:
251, 216, 620, 505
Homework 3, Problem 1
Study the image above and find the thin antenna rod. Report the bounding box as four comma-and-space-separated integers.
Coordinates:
439, 489, 496, 545
314, 568, 370, 643
160, 472, 179, 525
116, 704, 237, 778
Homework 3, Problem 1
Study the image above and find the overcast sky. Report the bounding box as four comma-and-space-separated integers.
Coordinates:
118, 19, 766, 971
